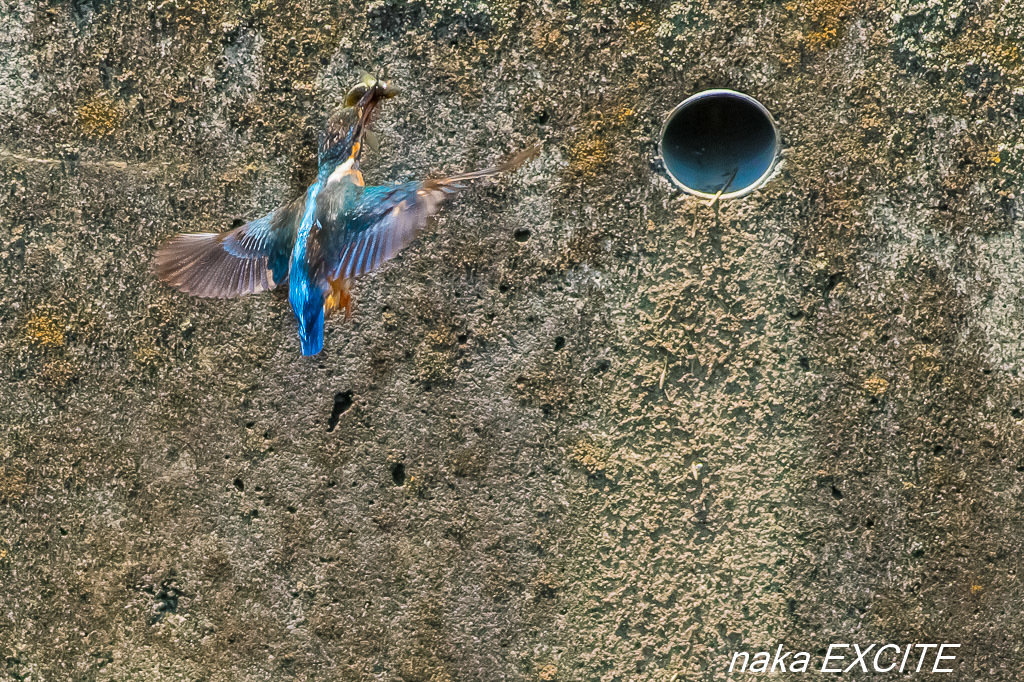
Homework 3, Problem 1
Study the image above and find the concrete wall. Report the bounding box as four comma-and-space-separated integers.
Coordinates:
2, 0, 1022, 679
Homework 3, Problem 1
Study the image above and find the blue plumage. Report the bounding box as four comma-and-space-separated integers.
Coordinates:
289, 180, 328, 356
296, 301, 325, 356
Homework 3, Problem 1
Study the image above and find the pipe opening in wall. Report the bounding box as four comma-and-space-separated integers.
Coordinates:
659, 89, 779, 200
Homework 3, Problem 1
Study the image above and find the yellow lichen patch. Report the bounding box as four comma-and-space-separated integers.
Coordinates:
153, 0, 233, 34
447, 447, 489, 478
568, 439, 608, 475
862, 375, 889, 398
77, 94, 123, 137
413, 328, 457, 384
133, 341, 163, 368
23, 312, 66, 348
41, 358, 76, 387
403, 473, 426, 496
567, 104, 636, 179
943, 22, 1022, 74
218, 161, 263, 184
785, 0, 858, 51
0, 465, 27, 504
529, 24, 565, 52
872, 593, 925, 633
970, 583, 984, 595
531, 570, 559, 596
538, 663, 558, 680
962, 135, 1002, 169
514, 355, 579, 412
612, 105, 636, 127
566, 134, 612, 178
910, 343, 942, 375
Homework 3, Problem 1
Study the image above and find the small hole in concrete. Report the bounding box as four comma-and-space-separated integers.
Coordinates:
148, 581, 185, 624
327, 391, 354, 431
554, 336, 566, 351
233, 478, 244, 492
830, 484, 843, 500
824, 272, 843, 295
390, 462, 406, 486
514, 228, 531, 243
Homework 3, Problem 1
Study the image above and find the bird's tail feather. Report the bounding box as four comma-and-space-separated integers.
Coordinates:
430, 143, 541, 189
299, 306, 325, 356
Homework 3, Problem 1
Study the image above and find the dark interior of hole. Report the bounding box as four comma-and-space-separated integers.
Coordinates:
662, 94, 776, 195
327, 390, 353, 432
390, 462, 406, 486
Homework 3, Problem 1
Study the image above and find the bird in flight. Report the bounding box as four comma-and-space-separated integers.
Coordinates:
154, 73, 538, 355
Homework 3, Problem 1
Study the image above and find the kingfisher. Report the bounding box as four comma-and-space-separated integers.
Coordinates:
154, 73, 538, 355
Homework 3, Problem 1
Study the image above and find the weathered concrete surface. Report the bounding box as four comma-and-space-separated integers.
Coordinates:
2, 0, 1024, 679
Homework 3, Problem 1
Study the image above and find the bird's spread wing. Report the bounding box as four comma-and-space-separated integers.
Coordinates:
314, 181, 452, 281
153, 198, 303, 298
312, 144, 540, 281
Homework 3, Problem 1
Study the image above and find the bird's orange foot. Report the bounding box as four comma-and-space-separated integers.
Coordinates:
325, 277, 354, 321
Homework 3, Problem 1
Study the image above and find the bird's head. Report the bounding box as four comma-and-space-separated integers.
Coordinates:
344, 69, 400, 108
